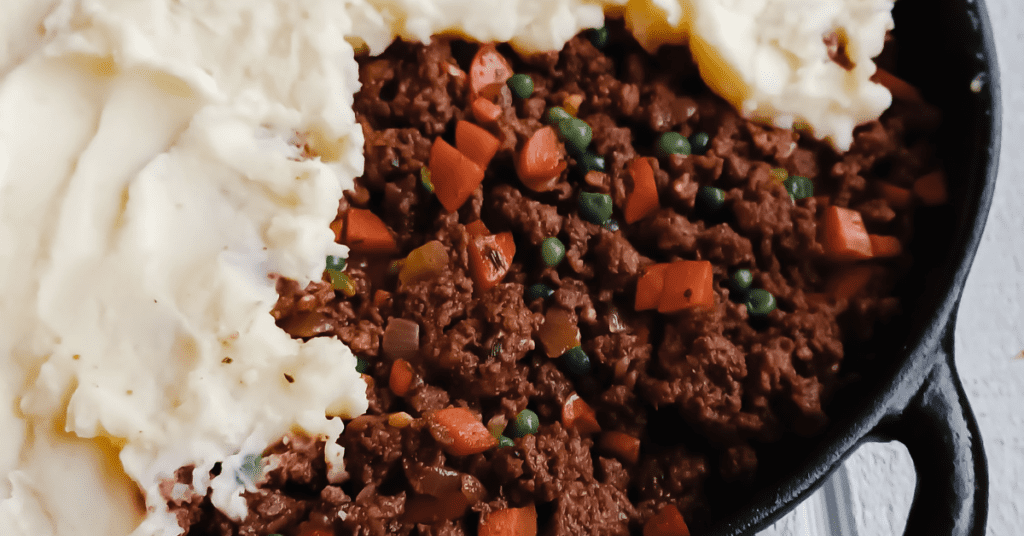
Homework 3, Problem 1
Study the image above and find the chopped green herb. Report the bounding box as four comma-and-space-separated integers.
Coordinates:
588, 26, 609, 49
420, 166, 435, 193
236, 453, 262, 486
325, 255, 347, 272
784, 175, 814, 201
327, 269, 356, 297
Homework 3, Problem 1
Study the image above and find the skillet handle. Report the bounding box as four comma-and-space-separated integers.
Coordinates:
874, 327, 988, 536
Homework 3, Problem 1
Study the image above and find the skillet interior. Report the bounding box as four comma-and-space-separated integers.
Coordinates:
698, 0, 1001, 533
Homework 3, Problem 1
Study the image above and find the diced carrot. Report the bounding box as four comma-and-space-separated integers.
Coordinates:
624, 157, 659, 224
538, 308, 581, 358
562, 393, 601, 435
479, 504, 538, 536
345, 208, 398, 254
913, 170, 948, 206
643, 505, 690, 536
872, 68, 923, 102
468, 231, 516, 293
466, 220, 490, 237
373, 289, 392, 308
819, 206, 873, 261
389, 358, 414, 397
330, 216, 345, 243
429, 407, 498, 456
517, 126, 567, 192
472, 97, 503, 124
876, 182, 913, 210
869, 235, 902, 258
658, 260, 714, 313
825, 265, 876, 300
600, 431, 641, 464
635, 263, 670, 311
429, 138, 486, 212
469, 44, 513, 100
456, 120, 501, 169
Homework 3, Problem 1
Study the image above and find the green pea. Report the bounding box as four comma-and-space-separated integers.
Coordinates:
509, 409, 540, 437
588, 26, 609, 49
420, 166, 435, 193
689, 132, 711, 155
327, 269, 356, 297
696, 185, 726, 212
525, 283, 555, 302
657, 132, 691, 157
546, 106, 572, 125
498, 435, 515, 448
558, 117, 593, 155
578, 191, 614, 225
507, 73, 534, 99
540, 237, 566, 267
731, 268, 753, 289
745, 289, 776, 317
325, 255, 347, 272
577, 151, 606, 173
783, 175, 814, 201
355, 357, 370, 374
562, 346, 592, 376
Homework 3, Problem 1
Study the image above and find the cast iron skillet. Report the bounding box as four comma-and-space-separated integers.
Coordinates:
699, 0, 1001, 534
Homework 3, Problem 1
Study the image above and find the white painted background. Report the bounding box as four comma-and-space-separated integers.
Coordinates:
760, 0, 1024, 534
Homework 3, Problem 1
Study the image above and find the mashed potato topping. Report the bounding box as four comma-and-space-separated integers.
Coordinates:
0, 0, 893, 534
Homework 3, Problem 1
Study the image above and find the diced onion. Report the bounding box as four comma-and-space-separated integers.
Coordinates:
608, 306, 626, 333
487, 414, 508, 438
383, 317, 420, 361
399, 240, 449, 286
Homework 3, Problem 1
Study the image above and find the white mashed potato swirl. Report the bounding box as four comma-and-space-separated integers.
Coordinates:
0, 0, 894, 534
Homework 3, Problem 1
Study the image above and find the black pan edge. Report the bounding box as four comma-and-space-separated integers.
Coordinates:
704, 0, 1003, 532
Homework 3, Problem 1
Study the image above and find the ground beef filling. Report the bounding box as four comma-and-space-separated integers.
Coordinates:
170, 24, 939, 536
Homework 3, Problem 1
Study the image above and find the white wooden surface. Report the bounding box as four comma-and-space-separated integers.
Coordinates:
759, 0, 1024, 534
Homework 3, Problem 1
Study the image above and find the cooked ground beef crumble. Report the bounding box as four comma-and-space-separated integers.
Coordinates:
169, 22, 941, 536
